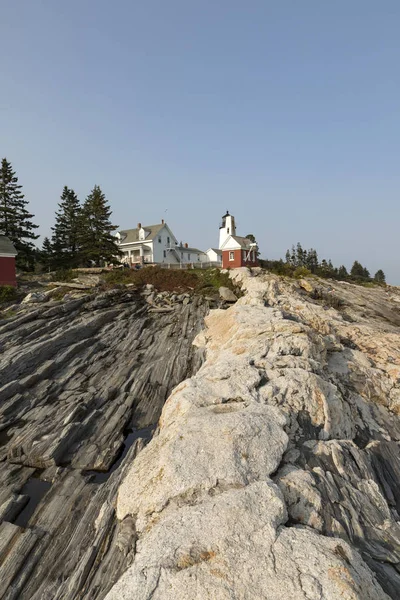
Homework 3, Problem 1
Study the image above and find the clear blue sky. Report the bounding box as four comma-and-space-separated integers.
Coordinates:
1, 1, 399, 282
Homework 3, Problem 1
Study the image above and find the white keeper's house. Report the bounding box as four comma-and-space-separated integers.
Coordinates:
116, 220, 208, 266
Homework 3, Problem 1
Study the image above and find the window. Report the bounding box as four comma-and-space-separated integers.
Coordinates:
243, 250, 247, 261
163, 250, 166, 258
158, 236, 161, 243
181, 252, 183, 259
229, 251, 235, 261
188, 253, 191, 260
167, 236, 170, 244
227, 228, 230, 234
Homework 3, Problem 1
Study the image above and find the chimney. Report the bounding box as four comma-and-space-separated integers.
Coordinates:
184, 243, 188, 248
161, 219, 164, 224
137, 222, 142, 229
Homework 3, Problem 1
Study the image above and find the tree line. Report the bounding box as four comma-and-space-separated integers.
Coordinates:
260, 242, 386, 284
0, 158, 121, 271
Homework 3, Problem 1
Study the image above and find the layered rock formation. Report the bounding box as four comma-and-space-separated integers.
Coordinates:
106, 270, 400, 600
0, 288, 208, 599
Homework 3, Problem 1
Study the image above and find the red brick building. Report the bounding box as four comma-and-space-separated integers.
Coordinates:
0, 234, 18, 287
219, 211, 259, 269
222, 246, 258, 269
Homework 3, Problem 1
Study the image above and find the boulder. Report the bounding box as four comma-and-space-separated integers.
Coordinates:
299, 278, 314, 293
218, 286, 237, 302
21, 292, 47, 304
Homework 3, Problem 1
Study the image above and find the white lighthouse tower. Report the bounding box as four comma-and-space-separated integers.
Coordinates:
219, 210, 236, 249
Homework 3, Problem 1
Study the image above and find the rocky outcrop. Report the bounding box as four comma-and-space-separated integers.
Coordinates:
0, 288, 208, 599
106, 270, 400, 600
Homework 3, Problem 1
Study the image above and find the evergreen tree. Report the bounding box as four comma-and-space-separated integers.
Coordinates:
51, 186, 82, 269
0, 158, 39, 269
285, 249, 291, 264
40, 237, 53, 271
79, 185, 121, 266
350, 261, 365, 279
350, 260, 370, 280
338, 265, 348, 279
291, 245, 296, 266
362, 266, 370, 280
320, 259, 329, 270
306, 248, 319, 273
295, 242, 303, 266
374, 269, 386, 284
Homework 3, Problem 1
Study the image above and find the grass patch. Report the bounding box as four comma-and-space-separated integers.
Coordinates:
1, 308, 17, 319
0, 285, 18, 303
102, 266, 239, 296
50, 287, 72, 301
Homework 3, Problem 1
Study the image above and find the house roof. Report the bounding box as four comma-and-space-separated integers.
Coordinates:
207, 248, 222, 255
179, 246, 204, 253
230, 235, 253, 248
118, 223, 165, 244
0, 235, 17, 256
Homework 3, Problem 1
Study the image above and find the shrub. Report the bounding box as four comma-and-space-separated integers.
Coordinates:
54, 269, 75, 282
0, 285, 18, 303
311, 288, 344, 309
293, 266, 312, 279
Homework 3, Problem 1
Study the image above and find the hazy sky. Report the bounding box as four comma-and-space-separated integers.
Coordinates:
1, 1, 399, 282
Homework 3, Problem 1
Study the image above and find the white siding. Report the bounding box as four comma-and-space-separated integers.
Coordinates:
206, 249, 222, 263
152, 225, 180, 264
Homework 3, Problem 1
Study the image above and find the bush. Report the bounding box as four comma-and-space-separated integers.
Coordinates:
54, 269, 75, 282
0, 285, 18, 303
293, 266, 312, 279
310, 288, 344, 310
259, 259, 296, 277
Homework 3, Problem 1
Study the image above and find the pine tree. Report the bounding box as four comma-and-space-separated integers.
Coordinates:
291, 245, 296, 266
306, 248, 319, 273
338, 265, 348, 279
350, 261, 370, 280
51, 186, 82, 269
296, 242, 305, 267
285, 249, 291, 264
374, 269, 386, 284
40, 237, 53, 271
362, 266, 370, 280
0, 158, 39, 269
79, 185, 121, 266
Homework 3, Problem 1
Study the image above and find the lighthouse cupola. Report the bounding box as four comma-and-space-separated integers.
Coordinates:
219, 210, 236, 249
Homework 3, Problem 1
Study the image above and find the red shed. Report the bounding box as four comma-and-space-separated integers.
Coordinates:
0, 234, 18, 287
222, 243, 259, 269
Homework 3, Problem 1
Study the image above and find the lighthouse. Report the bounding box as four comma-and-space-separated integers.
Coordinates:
219, 211, 236, 249
218, 211, 259, 269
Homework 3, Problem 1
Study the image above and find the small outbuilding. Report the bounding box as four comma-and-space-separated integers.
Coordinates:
0, 234, 18, 287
